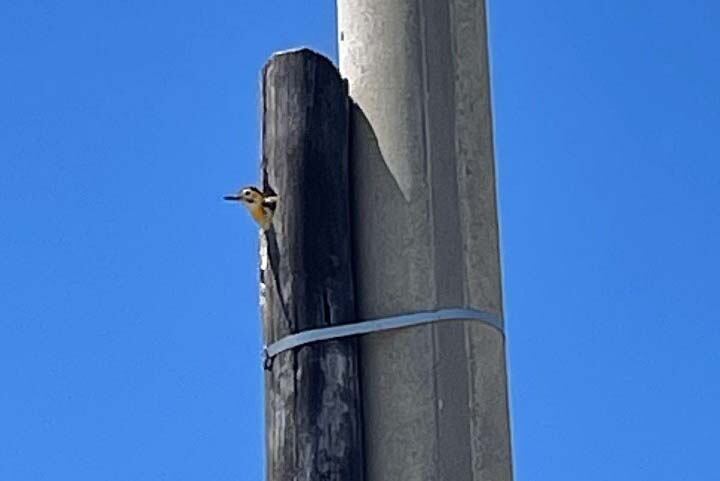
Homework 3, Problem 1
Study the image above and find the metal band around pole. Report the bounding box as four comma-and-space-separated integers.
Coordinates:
263, 308, 503, 367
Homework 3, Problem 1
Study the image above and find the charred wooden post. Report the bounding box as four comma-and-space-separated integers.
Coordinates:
260, 48, 363, 481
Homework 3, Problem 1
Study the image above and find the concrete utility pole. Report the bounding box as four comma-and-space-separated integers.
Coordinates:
338, 1, 513, 480
261, 50, 363, 481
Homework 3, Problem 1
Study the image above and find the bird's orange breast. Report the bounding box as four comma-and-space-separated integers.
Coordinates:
250, 204, 266, 223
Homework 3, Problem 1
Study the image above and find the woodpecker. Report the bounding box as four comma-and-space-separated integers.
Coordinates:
224, 186, 278, 230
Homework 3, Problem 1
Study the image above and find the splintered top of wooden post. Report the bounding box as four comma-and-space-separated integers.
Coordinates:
267, 47, 337, 66
262, 48, 341, 99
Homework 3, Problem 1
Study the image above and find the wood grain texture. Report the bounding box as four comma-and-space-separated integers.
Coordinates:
260, 49, 363, 481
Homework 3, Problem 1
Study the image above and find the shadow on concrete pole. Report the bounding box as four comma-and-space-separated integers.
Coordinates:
338, 1, 514, 480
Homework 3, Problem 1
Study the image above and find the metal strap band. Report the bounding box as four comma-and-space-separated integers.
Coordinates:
263, 308, 503, 366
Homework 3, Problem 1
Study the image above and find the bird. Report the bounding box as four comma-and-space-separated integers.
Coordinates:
223, 186, 278, 230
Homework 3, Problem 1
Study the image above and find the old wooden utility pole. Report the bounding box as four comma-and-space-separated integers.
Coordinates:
260, 49, 363, 481
338, 1, 514, 480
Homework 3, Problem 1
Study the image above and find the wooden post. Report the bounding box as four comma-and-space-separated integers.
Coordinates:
260, 49, 364, 481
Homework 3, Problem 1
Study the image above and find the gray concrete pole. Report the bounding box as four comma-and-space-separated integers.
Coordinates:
337, 1, 513, 480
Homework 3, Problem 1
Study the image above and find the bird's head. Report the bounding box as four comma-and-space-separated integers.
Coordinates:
224, 186, 264, 208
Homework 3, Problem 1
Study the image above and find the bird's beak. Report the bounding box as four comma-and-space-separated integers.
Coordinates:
223, 194, 241, 202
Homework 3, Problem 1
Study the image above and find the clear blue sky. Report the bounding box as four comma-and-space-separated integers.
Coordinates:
1, 1, 718, 480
